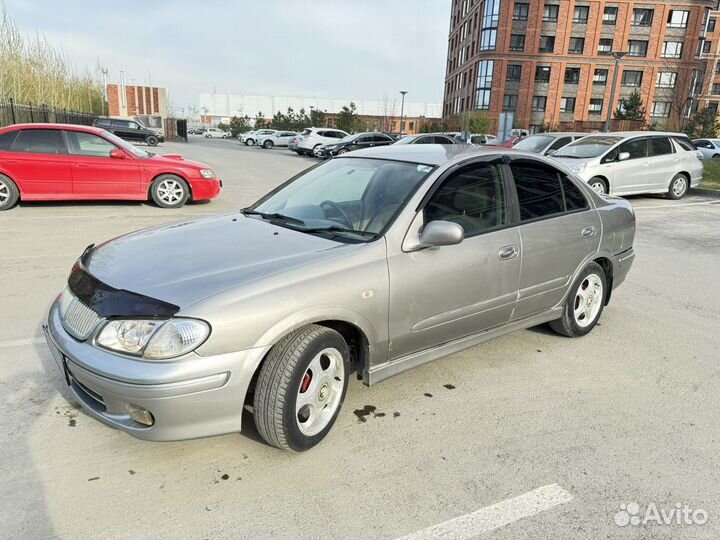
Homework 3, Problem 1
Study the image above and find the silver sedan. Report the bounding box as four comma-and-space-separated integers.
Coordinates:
44, 145, 636, 451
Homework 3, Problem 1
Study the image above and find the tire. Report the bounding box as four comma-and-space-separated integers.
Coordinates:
245, 138, 254, 146
150, 174, 190, 208
263, 140, 274, 149
550, 262, 607, 338
713, 154, 720, 160
588, 177, 608, 195
254, 325, 350, 451
337, 148, 349, 155
667, 173, 688, 200
145, 135, 159, 146
0, 174, 20, 211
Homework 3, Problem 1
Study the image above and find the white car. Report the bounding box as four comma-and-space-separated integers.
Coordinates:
243, 129, 276, 146
552, 131, 702, 199
204, 128, 229, 139
296, 127, 349, 156
692, 138, 720, 160
257, 131, 298, 149
512, 132, 586, 156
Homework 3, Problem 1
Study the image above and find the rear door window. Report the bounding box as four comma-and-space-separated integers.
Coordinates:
561, 175, 589, 212
547, 136, 572, 153
10, 129, 66, 154
648, 137, 674, 156
0, 130, 18, 150
510, 160, 566, 221
65, 131, 117, 157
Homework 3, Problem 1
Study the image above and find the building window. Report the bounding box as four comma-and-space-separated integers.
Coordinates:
709, 19, 717, 32
475, 60, 494, 110
535, 65, 551, 83
603, 6, 618, 25
531, 96, 547, 112
539, 35, 555, 53
716, 63, 720, 74
564, 67, 581, 84
479, 0, 500, 51
661, 41, 683, 59
712, 83, 720, 95
593, 68, 608, 85
573, 6, 589, 24
560, 97, 576, 112
588, 98, 604, 114
503, 94, 519, 111
667, 10, 689, 28
622, 70, 643, 87
507, 64, 522, 81
651, 102, 672, 117
479, 30, 497, 50
701, 40, 712, 54
568, 37, 585, 54
708, 102, 719, 115
598, 38, 613, 55
510, 34, 526, 51
628, 40, 648, 57
543, 4, 559, 22
513, 2, 529, 21
656, 72, 677, 88
632, 8, 654, 27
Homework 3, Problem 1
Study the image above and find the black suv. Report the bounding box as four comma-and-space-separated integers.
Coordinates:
315, 132, 394, 159
93, 118, 164, 146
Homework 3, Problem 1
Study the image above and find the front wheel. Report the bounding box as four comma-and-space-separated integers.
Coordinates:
337, 148, 349, 155
667, 174, 688, 200
0, 174, 20, 211
589, 177, 608, 195
254, 325, 350, 451
146, 135, 159, 146
263, 140, 274, 149
150, 174, 190, 208
245, 138, 254, 146
549, 262, 607, 338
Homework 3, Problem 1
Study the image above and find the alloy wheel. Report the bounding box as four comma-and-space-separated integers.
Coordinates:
672, 177, 687, 198
0, 179, 8, 205
156, 178, 185, 205
295, 347, 345, 436
573, 273, 604, 328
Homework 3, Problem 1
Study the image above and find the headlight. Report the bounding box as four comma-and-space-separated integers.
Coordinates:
199, 169, 216, 179
570, 162, 587, 173
96, 318, 210, 360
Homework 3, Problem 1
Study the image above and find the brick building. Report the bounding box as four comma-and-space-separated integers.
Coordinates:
444, 0, 718, 133
107, 83, 167, 118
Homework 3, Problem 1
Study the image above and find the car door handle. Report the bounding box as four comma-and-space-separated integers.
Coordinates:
498, 245, 519, 260
581, 226, 596, 238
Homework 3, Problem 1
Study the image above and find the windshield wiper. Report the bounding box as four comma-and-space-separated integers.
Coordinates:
240, 208, 305, 225
296, 225, 376, 238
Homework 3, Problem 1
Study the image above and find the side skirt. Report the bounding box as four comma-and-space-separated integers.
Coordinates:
365, 308, 563, 386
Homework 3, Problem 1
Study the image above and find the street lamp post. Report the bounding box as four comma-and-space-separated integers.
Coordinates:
604, 51, 627, 132
399, 90, 408, 135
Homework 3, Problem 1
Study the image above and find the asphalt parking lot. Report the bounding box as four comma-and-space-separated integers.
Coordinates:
2, 137, 719, 540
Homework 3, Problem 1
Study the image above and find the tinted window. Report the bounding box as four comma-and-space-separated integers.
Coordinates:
548, 136, 572, 152
415, 136, 433, 144
434, 136, 455, 144
424, 161, 507, 236
65, 131, 117, 157
356, 136, 373, 144
0, 131, 18, 150
648, 137, 673, 156
674, 136, 696, 151
618, 138, 647, 159
510, 160, 564, 221
95, 118, 112, 127
373, 134, 392, 143
561, 176, 589, 212
10, 129, 66, 154
111, 120, 130, 128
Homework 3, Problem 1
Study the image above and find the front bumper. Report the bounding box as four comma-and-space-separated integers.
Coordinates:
44, 299, 268, 441
188, 177, 222, 201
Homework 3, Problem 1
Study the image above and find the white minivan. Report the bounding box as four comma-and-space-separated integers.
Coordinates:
552, 132, 702, 199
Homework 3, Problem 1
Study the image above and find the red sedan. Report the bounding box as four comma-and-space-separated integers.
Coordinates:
0, 123, 222, 210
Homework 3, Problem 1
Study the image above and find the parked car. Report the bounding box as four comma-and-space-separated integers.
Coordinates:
393, 133, 459, 145
188, 128, 206, 135
469, 133, 498, 144
0, 123, 221, 210
93, 117, 164, 146
296, 127, 349, 156
204, 128, 229, 139
314, 132, 394, 158
692, 138, 718, 159
43, 144, 635, 451
244, 129, 276, 146
512, 132, 586, 156
288, 134, 304, 152
552, 132, 702, 198
257, 131, 298, 149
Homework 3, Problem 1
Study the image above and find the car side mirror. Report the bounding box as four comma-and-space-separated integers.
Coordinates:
417, 220, 464, 249
617, 152, 630, 162
109, 149, 127, 159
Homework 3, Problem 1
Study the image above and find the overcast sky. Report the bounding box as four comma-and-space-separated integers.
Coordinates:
6, 0, 451, 109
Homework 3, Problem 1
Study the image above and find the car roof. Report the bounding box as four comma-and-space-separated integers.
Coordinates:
0, 123, 106, 134
580, 131, 687, 138
525, 132, 586, 137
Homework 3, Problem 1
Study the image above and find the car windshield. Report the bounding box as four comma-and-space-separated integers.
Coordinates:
100, 130, 149, 158
513, 135, 554, 152
553, 136, 622, 158
393, 136, 417, 145
250, 157, 435, 241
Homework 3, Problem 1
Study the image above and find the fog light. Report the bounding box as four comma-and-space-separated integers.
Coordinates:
126, 404, 154, 426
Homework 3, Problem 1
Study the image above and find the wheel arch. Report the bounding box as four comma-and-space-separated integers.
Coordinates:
592, 256, 614, 305
0, 171, 21, 200
589, 175, 609, 191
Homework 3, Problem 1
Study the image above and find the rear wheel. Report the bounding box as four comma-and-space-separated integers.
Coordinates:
254, 325, 350, 451
589, 177, 608, 195
550, 262, 606, 338
337, 148, 349, 155
263, 140, 274, 149
0, 174, 20, 211
667, 173, 688, 200
245, 138, 254, 146
150, 174, 190, 208
712, 154, 720, 160
145, 135, 159, 146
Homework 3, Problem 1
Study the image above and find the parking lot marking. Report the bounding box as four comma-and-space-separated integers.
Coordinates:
0, 337, 45, 349
634, 200, 720, 210
394, 484, 573, 540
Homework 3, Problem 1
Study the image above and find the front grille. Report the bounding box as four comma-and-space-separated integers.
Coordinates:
61, 294, 102, 340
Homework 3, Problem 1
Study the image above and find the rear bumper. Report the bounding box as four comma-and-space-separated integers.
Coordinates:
188, 178, 222, 200
610, 246, 635, 291
44, 299, 268, 441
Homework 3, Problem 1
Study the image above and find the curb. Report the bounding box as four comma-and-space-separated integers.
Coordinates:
690, 188, 720, 199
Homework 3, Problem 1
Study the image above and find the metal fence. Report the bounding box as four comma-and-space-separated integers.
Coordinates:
0, 99, 97, 129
